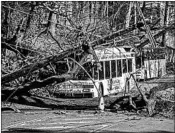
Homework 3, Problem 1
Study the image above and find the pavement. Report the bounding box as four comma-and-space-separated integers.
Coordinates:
1, 110, 174, 133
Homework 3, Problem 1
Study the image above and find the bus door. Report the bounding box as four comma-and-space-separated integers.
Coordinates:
96, 60, 122, 95
135, 51, 145, 80
123, 58, 134, 93
108, 60, 120, 94
136, 51, 144, 69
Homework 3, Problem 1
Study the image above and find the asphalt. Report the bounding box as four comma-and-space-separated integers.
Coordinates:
1, 110, 174, 133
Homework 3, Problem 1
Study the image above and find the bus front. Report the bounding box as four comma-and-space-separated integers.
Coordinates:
55, 61, 99, 98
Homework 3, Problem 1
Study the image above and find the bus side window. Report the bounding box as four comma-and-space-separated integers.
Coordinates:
117, 60, 122, 77
93, 63, 98, 80
76, 62, 92, 80
122, 59, 127, 73
99, 62, 104, 80
141, 51, 145, 65
105, 61, 110, 79
136, 56, 141, 69
128, 58, 132, 72
111, 60, 116, 78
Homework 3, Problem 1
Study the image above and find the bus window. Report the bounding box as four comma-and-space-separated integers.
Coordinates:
76, 62, 92, 80
122, 59, 127, 73
105, 61, 110, 79
136, 56, 142, 69
111, 60, 116, 78
117, 60, 122, 77
99, 62, 104, 80
128, 59, 132, 72
93, 63, 98, 80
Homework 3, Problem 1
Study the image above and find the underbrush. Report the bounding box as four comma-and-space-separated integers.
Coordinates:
155, 100, 175, 119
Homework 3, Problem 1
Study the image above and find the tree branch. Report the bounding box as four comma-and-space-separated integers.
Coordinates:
2, 74, 72, 97
1, 48, 77, 84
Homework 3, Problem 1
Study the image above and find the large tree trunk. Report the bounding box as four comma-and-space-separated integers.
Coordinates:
162, 2, 169, 47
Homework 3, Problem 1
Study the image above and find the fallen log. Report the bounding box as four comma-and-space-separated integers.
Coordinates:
2, 93, 146, 111
2, 74, 71, 98
1, 48, 77, 84
91, 26, 135, 46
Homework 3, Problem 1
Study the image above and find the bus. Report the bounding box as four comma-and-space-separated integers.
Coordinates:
135, 47, 166, 81
53, 47, 136, 98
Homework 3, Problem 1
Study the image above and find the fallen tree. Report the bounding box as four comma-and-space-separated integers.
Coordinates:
1, 25, 138, 85
2, 2, 175, 116
2, 81, 174, 118
2, 22, 174, 85
2, 23, 174, 114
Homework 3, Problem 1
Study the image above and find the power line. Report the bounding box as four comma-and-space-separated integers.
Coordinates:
2, 5, 32, 16
2, 42, 44, 55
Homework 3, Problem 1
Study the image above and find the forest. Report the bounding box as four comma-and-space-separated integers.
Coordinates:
1, 1, 175, 115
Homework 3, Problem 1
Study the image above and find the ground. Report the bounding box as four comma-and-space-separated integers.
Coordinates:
1, 103, 174, 133
1, 74, 175, 133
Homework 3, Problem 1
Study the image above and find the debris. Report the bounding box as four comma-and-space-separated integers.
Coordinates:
125, 116, 141, 121
53, 111, 67, 115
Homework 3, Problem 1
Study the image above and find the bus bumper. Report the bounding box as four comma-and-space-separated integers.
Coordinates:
55, 92, 94, 98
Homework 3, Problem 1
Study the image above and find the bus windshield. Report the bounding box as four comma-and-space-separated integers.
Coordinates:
75, 62, 93, 80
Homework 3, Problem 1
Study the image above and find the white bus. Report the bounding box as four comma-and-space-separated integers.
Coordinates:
54, 47, 136, 98
135, 47, 166, 81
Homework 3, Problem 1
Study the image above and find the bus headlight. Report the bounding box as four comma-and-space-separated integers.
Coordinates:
83, 89, 90, 92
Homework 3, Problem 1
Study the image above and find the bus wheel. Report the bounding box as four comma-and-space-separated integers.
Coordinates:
99, 82, 104, 97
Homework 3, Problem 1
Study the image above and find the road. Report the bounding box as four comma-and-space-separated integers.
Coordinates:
1, 74, 174, 133
1, 109, 174, 133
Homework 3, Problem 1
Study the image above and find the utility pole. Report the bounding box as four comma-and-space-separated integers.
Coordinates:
126, 2, 133, 28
